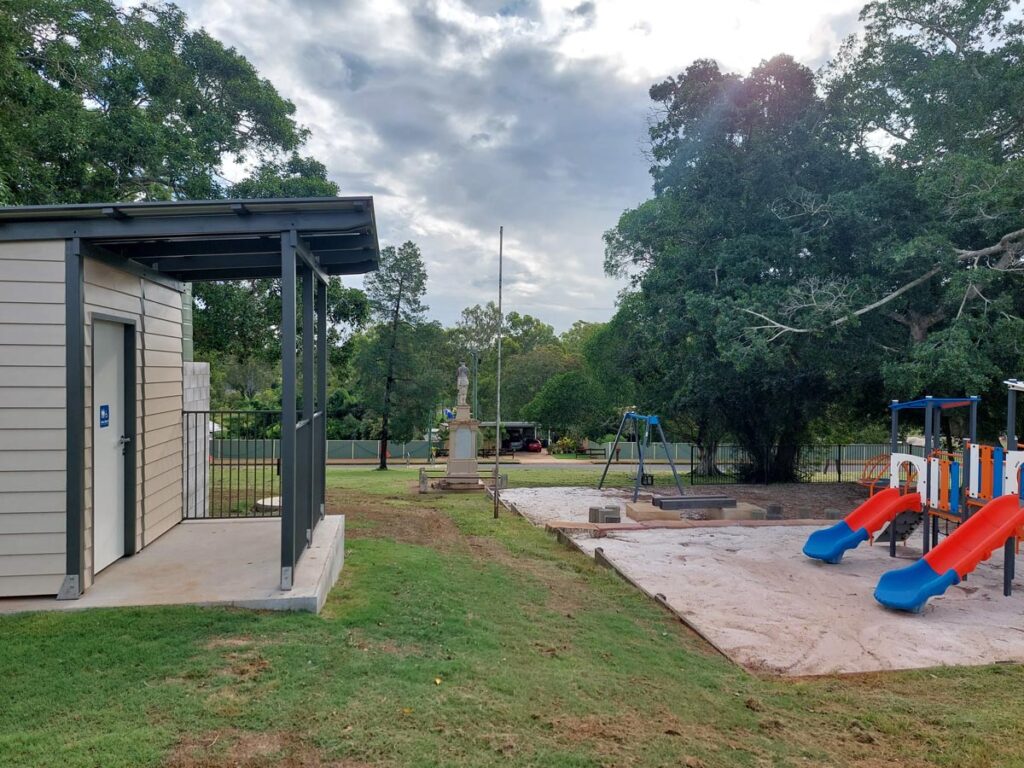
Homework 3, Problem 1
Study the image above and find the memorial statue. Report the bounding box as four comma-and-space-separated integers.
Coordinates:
457, 361, 470, 407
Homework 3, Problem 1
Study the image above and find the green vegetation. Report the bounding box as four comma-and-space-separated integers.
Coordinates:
3, 467, 1024, 767
602, 0, 1024, 478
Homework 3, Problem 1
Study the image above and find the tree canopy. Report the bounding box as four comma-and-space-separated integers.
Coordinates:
0, 0, 308, 203
603, 0, 1024, 476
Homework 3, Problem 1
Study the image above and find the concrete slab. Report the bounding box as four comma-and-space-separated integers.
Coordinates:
0, 516, 345, 615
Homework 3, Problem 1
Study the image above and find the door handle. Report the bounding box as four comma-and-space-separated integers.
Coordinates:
119, 434, 132, 455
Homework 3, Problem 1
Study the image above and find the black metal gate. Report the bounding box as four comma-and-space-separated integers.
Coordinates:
183, 410, 281, 518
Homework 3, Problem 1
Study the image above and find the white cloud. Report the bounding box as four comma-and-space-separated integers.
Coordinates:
166, 0, 865, 331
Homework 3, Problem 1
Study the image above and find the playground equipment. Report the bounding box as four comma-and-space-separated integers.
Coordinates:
875, 380, 1024, 612
804, 396, 980, 564
803, 488, 922, 563
874, 495, 1024, 612
598, 412, 684, 502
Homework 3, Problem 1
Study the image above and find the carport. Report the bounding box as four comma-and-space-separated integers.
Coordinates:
0, 198, 379, 605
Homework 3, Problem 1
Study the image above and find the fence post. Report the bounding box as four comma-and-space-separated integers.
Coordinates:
837, 444, 843, 483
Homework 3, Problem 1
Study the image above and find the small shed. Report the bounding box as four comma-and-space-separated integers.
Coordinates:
0, 198, 379, 604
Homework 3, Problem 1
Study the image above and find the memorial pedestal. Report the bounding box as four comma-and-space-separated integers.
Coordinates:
438, 403, 483, 490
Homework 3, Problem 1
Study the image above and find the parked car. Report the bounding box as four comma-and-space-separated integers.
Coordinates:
524, 438, 543, 453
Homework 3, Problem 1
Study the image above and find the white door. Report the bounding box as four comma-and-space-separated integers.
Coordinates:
93, 320, 126, 574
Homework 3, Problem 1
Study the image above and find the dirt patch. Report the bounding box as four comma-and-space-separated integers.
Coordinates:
166, 729, 377, 768
346, 628, 422, 657
204, 635, 263, 650
552, 710, 698, 758
710, 483, 865, 519
224, 651, 271, 680
327, 491, 463, 551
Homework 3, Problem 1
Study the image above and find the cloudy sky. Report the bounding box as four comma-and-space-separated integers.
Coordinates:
171, 0, 865, 331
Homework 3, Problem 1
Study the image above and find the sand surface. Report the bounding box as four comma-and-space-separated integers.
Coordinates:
502, 486, 633, 526
501, 487, 1024, 675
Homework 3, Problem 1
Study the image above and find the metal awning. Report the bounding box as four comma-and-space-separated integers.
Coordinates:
0, 197, 379, 282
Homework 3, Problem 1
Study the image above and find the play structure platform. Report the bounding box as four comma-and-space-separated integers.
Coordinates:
803, 386, 1024, 613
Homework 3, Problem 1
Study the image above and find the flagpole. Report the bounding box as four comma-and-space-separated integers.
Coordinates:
493, 226, 503, 518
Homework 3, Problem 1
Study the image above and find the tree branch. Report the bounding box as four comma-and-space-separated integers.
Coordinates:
743, 264, 944, 340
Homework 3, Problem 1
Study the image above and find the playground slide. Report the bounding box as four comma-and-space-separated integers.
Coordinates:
875, 495, 1024, 613
803, 488, 922, 564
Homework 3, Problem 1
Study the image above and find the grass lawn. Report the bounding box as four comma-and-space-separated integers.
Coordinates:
3, 466, 1024, 767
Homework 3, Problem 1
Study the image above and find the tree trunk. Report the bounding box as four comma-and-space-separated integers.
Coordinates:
770, 442, 801, 483
378, 279, 405, 470
694, 421, 721, 476
697, 440, 721, 476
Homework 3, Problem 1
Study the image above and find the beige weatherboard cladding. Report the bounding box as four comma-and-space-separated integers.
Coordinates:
0, 240, 67, 597
0, 239, 186, 597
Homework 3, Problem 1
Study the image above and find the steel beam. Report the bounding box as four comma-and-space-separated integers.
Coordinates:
0, 210, 372, 242
280, 232, 297, 591
58, 239, 85, 600
106, 233, 375, 261
302, 264, 315, 544
316, 278, 328, 520
296, 238, 329, 285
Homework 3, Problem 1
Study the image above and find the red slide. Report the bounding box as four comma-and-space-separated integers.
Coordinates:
926, 495, 1024, 579
803, 488, 921, 563
875, 495, 1024, 612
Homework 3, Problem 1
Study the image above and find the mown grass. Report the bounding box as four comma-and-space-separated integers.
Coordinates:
2, 466, 1024, 767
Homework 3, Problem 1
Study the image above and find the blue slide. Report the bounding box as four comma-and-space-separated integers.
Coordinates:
803, 488, 921, 564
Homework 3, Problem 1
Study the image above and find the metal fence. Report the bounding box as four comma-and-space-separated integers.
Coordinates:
209, 437, 435, 461
183, 410, 281, 519
688, 443, 924, 485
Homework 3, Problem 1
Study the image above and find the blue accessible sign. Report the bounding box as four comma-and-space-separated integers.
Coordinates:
99, 404, 110, 429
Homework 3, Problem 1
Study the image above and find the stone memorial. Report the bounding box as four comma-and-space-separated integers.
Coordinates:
439, 361, 483, 490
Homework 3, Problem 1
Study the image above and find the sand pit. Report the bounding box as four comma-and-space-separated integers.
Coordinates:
581, 528, 1024, 675
501, 487, 633, 527
501, 488, 1024, 676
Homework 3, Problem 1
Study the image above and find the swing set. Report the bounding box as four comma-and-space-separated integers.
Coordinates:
598, 411, 685, 502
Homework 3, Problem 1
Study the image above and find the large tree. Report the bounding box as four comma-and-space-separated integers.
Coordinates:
606, 55, 876, 479
0, 0, 307, 203
362, 242, 429, 469
747, 0, 1024, 430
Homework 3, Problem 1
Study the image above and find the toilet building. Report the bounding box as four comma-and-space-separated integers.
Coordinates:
0, 198, 379, 600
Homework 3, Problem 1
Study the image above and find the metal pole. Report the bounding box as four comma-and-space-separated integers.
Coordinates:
1009, 386, 1018, 596
933, 406, 941, 546
493, 227, 503, 519
280, 232, 297, 590
598, 412, 628, 490
302, 266, 315, 542
471, 350, 479, 420
1008, 386, 1017, 448
656, 419, 684, 495
632, 419, 645, 503
890, 401, 899, 453
923, 400, 933, 555
316, 278, 327, 520
964, 398, 978, 516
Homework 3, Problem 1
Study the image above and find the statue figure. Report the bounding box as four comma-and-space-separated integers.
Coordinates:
457, 361, 470, 407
